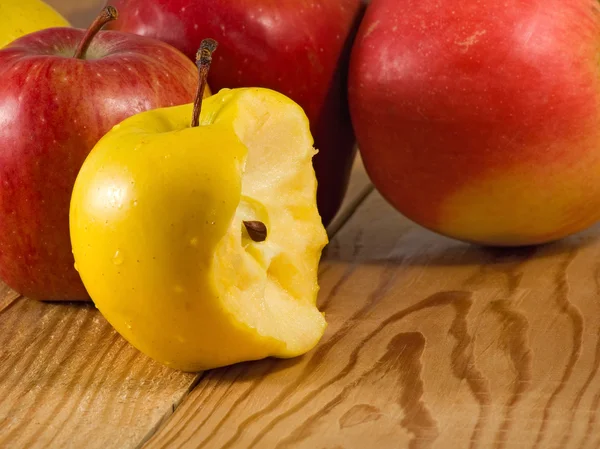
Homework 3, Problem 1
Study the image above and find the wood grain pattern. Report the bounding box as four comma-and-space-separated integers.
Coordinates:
144, 190, 600, 449
0, 297, 198, 448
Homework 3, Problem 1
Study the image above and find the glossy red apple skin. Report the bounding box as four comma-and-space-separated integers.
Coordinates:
349, 0, 600, 246
0, 28, 198, 300
105, 0, 366, 226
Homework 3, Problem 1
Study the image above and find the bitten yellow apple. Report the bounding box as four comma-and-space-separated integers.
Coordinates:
0, 0, 70, 48
69, 40, 328, 372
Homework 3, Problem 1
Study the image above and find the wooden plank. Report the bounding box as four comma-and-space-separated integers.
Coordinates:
145, 188, 600, 449
0, 299, 197, 448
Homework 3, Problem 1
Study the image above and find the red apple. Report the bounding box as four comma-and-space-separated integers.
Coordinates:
349, 0, 600, 246
0, 7, 200, 300
104, 0, 366, 226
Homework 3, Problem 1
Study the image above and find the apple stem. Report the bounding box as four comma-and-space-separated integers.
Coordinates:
73, 6, 118, 60
191, 38, 218, 128
190, 39, 267, 241
243, 221, 268, 242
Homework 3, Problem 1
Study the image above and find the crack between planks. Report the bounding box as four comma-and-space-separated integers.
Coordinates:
135, 370, 210, 449
0, 293, 23, 316
326, 182, 374, 240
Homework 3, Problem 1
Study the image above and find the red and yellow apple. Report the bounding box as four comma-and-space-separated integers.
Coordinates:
349, 0, 600, 246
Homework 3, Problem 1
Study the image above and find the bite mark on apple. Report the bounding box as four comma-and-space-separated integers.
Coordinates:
455, 30, 487, 53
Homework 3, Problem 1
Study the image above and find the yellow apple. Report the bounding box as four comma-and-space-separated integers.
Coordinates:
0, 0, 70, 48
69, 40, 328, 371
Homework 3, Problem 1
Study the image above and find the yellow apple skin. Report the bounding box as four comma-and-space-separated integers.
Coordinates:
70, 87, 328, 372
0, 0, 70, 48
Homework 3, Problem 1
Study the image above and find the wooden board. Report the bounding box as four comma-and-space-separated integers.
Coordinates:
0, 299, 198, 448
144, 190, 600, 449
4, 1, 600, 448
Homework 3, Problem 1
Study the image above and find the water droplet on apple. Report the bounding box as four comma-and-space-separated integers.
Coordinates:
113, 250, 124, 265
126, 323, 132, 330
133, 200, 138, 207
